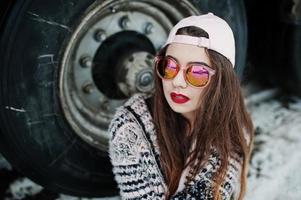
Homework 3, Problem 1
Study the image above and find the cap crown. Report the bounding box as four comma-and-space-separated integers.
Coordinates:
163, 13, 235, 67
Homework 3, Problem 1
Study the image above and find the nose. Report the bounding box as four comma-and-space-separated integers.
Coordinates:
172, 68, 187, 88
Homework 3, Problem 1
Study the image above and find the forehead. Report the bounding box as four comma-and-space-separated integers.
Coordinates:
165, 43, 211, 65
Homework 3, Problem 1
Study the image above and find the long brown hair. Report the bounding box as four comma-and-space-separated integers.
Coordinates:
150, 26, 254, 200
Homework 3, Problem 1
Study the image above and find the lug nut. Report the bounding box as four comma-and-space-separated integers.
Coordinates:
82, 83, 94, 94
80, 56, 92, 68
110, 6, 117, 13
144, 22, 154, 34
94, 29, 106, 42
119, 16, 130, 29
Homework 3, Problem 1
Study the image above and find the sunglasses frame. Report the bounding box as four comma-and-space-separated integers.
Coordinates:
154, 55, 216, 88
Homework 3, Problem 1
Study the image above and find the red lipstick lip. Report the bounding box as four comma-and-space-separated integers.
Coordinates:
170, 92, 190, 104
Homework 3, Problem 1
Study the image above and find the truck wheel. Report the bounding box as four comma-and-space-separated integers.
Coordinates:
0, 0, 247, 197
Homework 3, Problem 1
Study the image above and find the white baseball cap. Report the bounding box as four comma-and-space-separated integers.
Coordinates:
162, 12, 236, 67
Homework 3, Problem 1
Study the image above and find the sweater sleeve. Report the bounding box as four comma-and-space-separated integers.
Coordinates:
108, 107, 165, 199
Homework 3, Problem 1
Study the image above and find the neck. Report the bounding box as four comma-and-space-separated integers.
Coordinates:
182, 113, 195, 134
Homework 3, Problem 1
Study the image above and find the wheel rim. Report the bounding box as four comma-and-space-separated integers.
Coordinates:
59, 0, 201, 150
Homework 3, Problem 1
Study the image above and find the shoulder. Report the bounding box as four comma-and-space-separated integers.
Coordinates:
108, 93, 151, 138
108, 102, 143, 166
108, 93, 152, 166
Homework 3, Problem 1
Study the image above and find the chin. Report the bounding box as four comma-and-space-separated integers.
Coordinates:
168, 102, 189, 114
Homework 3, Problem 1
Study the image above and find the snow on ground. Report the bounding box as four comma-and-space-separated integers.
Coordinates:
244, 89, 301, 200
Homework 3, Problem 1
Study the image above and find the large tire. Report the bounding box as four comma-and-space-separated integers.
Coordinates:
0, 0, 118, 197
0, 0, 247, 197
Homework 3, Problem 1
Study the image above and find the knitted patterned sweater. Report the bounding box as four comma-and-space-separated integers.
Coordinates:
108, 93, 243, 200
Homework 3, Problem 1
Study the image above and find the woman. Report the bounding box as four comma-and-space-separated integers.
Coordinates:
108, 13, 254, 200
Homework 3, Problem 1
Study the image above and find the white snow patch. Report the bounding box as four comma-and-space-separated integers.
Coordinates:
8, 177, 43, 199
245, 94, 301, 200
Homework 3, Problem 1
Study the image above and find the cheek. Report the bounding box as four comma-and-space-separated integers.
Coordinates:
162, 80, 171, 93
191, 89, 204, 106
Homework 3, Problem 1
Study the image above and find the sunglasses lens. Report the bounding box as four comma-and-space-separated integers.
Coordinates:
156, 57, 178, 79
186, 65, 210, 87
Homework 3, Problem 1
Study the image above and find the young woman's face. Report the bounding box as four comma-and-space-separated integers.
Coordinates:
162, 43, 212, 123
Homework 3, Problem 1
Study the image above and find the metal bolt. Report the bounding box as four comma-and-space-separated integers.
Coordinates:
119, 16, 130, 29
100, 100, 109, 111
139, 72, 153, 87
82, 83, 94, 94
144, 22, 154, 34
110, 6, 117, 13
94, 29, 106, 42
80, 56, 92, 68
